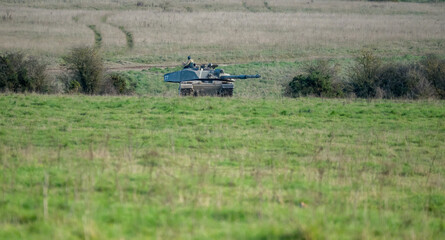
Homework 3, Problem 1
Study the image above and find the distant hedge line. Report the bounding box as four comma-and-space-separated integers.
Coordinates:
0, 52, 48, 93
0, 47, 135, 95
1, 48, 444, 99
286, 50, 445, 99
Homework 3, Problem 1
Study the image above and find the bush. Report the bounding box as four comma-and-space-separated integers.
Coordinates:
348, 49, 382, 98
0, 52, 48, 93
63, 47, 103, 94
285, 51, 443, 99
406, 66, 436, 99
99, 72, 136, 95
349, 51, 440, 99
421, 54, 445, 99
287, 60, 343, 97
59, 73, 81, 94
377, 63, 413, 98
110, 73, 128, 94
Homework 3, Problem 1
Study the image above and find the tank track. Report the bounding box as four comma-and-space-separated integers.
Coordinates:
180, 87, 233, 97
219, 88, 233, 97
180, 88, 193, 96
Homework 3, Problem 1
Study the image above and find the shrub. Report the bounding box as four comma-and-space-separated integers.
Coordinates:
0, 52, 48, 93
406, 66, 436, 99
348, 49, 382, 98
287, 60, 343, 97
349, 51, 440, 99
421, 54, 445, 99
110, 73, 127, 94
286, 51, 443, 99
99, 77, 117, 95
377, 63, 413, 98
55, 72, 78, 94
62, 47, 103, 94
100, 72, 136, 95
26, 56, 48, 92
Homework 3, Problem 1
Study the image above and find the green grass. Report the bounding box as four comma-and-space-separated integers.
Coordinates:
0, 94, 444, 239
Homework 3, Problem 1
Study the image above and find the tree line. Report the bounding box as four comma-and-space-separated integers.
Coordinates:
286, 50, 445, 99
0, 47, 134, 95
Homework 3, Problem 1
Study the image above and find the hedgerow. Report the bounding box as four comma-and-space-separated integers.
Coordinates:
288, 51, 445, 99
0, 52, 48, 93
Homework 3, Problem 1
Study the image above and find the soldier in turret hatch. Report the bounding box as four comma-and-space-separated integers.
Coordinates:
183, 56, 195, 68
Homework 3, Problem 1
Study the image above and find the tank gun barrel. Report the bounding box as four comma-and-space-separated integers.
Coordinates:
220, 74, 261, 80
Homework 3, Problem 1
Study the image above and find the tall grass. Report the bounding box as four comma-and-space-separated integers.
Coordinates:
0, 0, 444, 65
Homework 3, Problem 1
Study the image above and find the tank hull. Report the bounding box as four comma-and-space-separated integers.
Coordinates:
179, 81, 233, 97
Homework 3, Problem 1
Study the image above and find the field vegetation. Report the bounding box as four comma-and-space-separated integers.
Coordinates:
1, 0, 445, 239
1, 0, 444, 98
1, 0, 444, 66
0, 95, 444, 239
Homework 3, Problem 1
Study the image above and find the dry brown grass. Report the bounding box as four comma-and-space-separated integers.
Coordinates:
117, 10, 443, 47
0, 0, 444, 64
0, 8, 94, 58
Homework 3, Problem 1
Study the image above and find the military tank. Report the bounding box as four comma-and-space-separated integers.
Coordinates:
163, 63, 261, 96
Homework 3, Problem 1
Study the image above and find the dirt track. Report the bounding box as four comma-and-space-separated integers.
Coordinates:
46, 62, 236, 74
46, 64, 175, 74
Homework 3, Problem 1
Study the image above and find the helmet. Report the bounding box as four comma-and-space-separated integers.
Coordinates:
187, 56, 191, 60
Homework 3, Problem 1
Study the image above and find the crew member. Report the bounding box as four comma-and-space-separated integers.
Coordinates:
183, 56, 195, 68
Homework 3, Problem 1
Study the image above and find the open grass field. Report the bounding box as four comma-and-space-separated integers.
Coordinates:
0, 95, 444, 239
1, 0, 445, 239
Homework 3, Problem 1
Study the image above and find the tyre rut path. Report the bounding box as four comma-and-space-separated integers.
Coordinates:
87, 24, 102, 49
102, 13, 134, 49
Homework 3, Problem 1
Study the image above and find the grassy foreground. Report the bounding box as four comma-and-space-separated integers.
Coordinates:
0, 95, 444, 239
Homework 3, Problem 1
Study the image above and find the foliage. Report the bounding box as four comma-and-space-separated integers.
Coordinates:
405, 65, 437, 99
0, 52, 48, 93
62, 47, 104, 94
377, 63, 419, 98
376, 63, 438, 99
348, 49, 382, 98
56, 72, 79, 94
287, 60, 343, 98
100, 72, 136, 95
421, 54, 445, 99
109, 72, 128, 94
346, 51, 444, 99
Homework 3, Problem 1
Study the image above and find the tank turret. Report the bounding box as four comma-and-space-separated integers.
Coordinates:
163, 64, 261, 96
